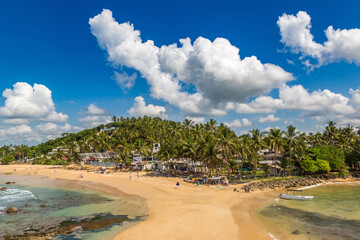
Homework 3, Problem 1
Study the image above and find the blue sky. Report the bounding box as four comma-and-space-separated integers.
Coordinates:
1, 0, 360, 145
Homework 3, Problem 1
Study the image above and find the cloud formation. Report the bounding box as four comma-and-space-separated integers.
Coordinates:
89, 9, 294, 116
225, 118, 252, 128
86, 103, 107, 115
36, 123, 82, 134
78, 115, 112, 128
185, 116, 205, 124
0, 82, 68, 123
0, 122, 83, 146
350, 88, 360, 106
128, 96, 167, 118
278, 11, 360, 68
114, 71, 137, 90
259, 114, 280, 123
78, 103, 112, 128
235, 84, 355, 116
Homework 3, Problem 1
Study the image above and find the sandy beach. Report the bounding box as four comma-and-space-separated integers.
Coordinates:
0, 165, 279, 240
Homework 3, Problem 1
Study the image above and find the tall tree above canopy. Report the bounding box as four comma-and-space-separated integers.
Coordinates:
250, 129, 266, 179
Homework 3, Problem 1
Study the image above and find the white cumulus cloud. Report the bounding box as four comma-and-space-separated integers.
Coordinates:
0, 82, 68, 123
86, 103, 107, 115
128, 96, 167, 119
78, 115, 112, 128
114, 71, 137, 89
36, 123, 82, 134
259, 114, 281, 123
89, 9, 294, 117
3, 118, 30, 125
278, 11, 360, 68
350, 88, 360, 106
235, 84, 356, 116
225, 118, 252, 128
0, 124, 32, 143
185, 116, 205, 124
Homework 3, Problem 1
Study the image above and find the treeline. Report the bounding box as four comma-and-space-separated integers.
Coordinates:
1, 117, 360, 177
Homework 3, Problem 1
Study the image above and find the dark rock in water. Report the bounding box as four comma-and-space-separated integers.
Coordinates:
69, 226, 83, 233
6, 213, 130, 239
5, 181, 15, 184
0, 187, 7, 191
292, 230, 300, 235
6, 207, 18, 213
40, 204, 47, 208
25, 204, 30, 207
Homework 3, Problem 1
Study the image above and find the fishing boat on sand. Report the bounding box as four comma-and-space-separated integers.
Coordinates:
280, 189, 314, 201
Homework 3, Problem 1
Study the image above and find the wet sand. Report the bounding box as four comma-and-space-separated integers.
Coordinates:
0, 165, 277, 240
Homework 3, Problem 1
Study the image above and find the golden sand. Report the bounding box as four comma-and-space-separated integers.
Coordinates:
0, 165, 279, 240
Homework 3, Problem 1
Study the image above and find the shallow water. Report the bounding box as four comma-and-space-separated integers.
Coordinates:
0, 173, 147, 239
257, 182, 360, 240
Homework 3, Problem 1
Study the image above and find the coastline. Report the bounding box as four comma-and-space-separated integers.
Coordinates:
0, 165, 280, 240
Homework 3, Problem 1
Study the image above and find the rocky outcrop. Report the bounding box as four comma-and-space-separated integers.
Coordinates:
241, 177, 323, 191
350, 171, 360, 179
6, 207, 20, 214
4, 213, 128, 239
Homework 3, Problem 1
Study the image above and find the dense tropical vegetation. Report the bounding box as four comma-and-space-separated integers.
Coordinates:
1, 117, 359, 177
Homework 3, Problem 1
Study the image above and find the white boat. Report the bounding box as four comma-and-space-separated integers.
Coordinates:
279, 190, 314, 201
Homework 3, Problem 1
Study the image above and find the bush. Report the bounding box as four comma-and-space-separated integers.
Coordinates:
304, 147, 348, 174
300, 156, 318, 174
316, 159, 331, 173
2, 155, 14, 164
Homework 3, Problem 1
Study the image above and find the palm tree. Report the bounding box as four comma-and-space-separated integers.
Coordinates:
116, 141, 131, 164
340, 125, 356, 150
134, 138, 151, 160
266, 128, 285, 176
324, 121, 339, 146
309, 132, 323, 147
217, 124, 237, 178
202, 142, 221, 176
205, 119, 217, 132
250, 129, 266, 179
284, 125, 300, 174
238, 134, 253, 180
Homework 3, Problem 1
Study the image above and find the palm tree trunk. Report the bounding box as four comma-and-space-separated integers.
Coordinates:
254, 153, 258, 179
240, 158, 245, 180
289, 149, 292, 176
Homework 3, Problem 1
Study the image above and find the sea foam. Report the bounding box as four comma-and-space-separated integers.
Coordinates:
297, 183, 323, 190
0, 188, 37, 204
268, 233, 279, 240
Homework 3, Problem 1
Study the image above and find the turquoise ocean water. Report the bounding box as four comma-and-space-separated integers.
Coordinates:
0, 173, 147, 239
257, 182, 360, 240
